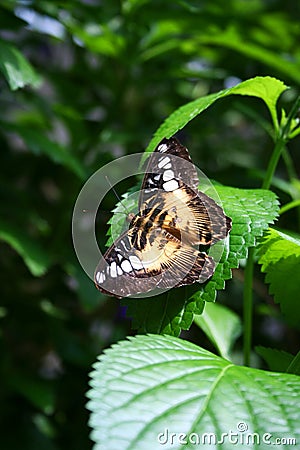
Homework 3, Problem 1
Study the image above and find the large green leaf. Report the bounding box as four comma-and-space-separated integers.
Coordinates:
0, 39, 41, 90
122, 186, 279, 336
257, 228, 300, 327
104, 78, 282, 335
196, 186, 279, 303
87, 335, 300, 450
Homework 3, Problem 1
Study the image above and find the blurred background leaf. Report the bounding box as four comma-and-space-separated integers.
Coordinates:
0, 1, 300, 449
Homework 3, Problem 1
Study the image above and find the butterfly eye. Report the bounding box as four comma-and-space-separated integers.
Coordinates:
127, 212, 136, 223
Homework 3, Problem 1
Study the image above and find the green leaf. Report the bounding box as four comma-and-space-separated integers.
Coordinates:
106, 78, 281, 335
0, 220, 51, 276
0, 39, 41, 90
122, 186, 279, 335
123, 286, 204, 337
87, 335, 300, 450
257, 228, 300, 327
65, 21, 124, 57
8, 375, 55, 413
146, 76, 287, 153
198, 28, 300, 86
194, 302, 242, 360
191, 186, 279, 305
255, 346, 294, 373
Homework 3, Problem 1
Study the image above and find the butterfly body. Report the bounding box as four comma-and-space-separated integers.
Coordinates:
95, 137, 231, 298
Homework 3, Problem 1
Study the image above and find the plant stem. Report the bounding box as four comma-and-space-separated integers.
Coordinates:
243, 247, 254, 367
279, 199, 300, 215
243, 95, 300, 367
262, 137, 285, 190
263, 95, 300, 191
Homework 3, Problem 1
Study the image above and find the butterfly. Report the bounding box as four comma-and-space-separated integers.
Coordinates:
94, 137, 231, 298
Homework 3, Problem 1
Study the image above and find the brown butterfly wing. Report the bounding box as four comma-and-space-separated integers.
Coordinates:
139, 137, 231, 246
95, 137, 231, 298
139, 137, 199, 209
94, 227, 215, 297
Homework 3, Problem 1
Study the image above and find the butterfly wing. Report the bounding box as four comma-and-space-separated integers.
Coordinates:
94, 137, 231, 298
139, 137, 199, 209
94, 227, 215, 297
139, 137, 231, 246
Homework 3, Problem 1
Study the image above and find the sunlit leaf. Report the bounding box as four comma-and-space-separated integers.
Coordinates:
0, 39, 41, 90
88, 335, 300, 450
146, 76, 286, 153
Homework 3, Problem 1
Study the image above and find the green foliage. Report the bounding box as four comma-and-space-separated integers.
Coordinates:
194, 301, 242, 360
0, 1, 300, 449
148, 76, 286, 152
0, 39, 41, 90
0, 220, 51, 276
255, 346, 294, 373
258, 228, 300, 327
88, 335, 300, 450
122, 184, 279, 335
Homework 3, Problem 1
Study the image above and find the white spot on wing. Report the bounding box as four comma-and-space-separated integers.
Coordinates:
117, 265, 123, 275
163, 179, 179, 191
129, 255, 144, 270
121, 259, 132, 273
110, 261, 118, 278
163, 169, 174, 181
96, 271, 105, 284
158, 156, 171, 168
158, 143, 168, 153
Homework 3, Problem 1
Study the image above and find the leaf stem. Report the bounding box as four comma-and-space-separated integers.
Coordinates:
279, 199, 300, 215
243, 95, 300, 367
263, 95, 300, 190
243, 247, 254, 367
262, 137, 285, 190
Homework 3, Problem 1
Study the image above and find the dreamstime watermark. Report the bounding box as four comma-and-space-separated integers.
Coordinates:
72, 150, 228, 297
157, 423, 297, 446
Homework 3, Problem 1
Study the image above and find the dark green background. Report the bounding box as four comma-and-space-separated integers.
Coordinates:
0, 1, 299, 448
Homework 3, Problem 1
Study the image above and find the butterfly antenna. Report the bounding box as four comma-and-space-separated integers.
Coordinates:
105, 175, 130, 215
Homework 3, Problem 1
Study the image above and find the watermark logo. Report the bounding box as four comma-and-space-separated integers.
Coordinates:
157, 423, 297, 446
